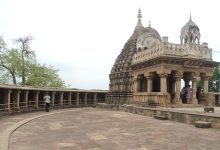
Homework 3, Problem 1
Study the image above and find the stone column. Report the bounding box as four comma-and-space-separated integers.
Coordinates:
203, 76, 210, 93
84, 93, 88, 106
160, 73, 168, 93
24, 91, 29, 110
191, 77, 198, 105
76, 92, 80, 106
5, 90, 12, 112
146, 74, 153, 92
93, 93, 97, 105
68, 92, 72, 105
15, 90, 21, 110
34, 91, 39, 109
133, 77, 137, 93
137, 77, 140, 92
192, 73, 198, 105
105, 93, 108, 103
173, 71, 183, 105
59, 92, 64, 106
51, 91, 55, 107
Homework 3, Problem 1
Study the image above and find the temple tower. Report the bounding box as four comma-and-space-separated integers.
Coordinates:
108, 10, 219, 107
107, 9, 144, 104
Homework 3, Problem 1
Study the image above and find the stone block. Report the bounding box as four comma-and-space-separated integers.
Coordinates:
154, 115, 168, 120
195, 121, 211, 128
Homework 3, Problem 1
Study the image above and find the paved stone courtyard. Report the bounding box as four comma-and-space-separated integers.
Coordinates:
5, 108, 220, 150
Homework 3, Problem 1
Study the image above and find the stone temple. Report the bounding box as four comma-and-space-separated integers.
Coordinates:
107, 9, 219, 107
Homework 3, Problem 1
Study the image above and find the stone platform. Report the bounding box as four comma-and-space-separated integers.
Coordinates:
1, 107, 220, 150
97, 103, 220, 129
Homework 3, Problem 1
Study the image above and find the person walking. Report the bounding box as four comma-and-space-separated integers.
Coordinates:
44, 93, 51, 112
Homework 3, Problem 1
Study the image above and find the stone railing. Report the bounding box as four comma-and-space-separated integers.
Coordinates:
132, 43, 212, 64
132, 92, 171, 107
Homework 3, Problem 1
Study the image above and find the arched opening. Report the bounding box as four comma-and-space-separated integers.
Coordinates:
152, 74, 160, 92
138, 47, 141, 51
195, 36, 199, 44
189, 34, 193, 43
181, 72, 193, 104
137, 74, 147, 92
144, 47, 148, 50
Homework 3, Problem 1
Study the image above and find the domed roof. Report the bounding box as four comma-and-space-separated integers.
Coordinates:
181, 16, 200, 34
180, 14, 201, 44
136, 23, 162, 50
140, 26, 161, 40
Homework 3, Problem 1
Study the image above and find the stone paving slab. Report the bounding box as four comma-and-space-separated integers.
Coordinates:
5, 108, 220, 150
0, 108, 82, 150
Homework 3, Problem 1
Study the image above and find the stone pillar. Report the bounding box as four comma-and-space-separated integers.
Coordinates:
137, 77, 140, 92
192, 78, 198, 105
15, 90, 21, 110
76, 92, 80, 106
173, 71, 183, 105
59, 92, 64, 106
68, 92, 72, 105
105, 93, 108, 103
94, 93, 97, 105
146, 75, 153, 92
51, 91, 55, 107
133, 76, 137, 93
203, 76, 210, 93
84, 93, 88, 106
191, 73, 198, 105
34, 91, 39, 109
24, 91, 29, 110
160, 73, 168, 93
5, 90, 12, 112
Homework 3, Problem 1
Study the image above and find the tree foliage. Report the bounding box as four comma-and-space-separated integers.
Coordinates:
209, 66, 220, 92
0, 36, 66, 88
26, 63, 65, 88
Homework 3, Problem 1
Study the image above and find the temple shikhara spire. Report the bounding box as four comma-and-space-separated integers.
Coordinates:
137, 9, 142, 19
136, 9, 143, 28
107, 9, 219, 107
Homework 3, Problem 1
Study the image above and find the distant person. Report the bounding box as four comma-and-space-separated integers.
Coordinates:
186, 85, 192, 104
44, 93, 51, 112
180, 86, 187, 103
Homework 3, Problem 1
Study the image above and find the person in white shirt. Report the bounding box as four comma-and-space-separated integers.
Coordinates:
44, 93, 51, 112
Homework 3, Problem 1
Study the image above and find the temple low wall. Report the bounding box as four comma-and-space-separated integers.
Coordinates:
133, 92, 171, 107
97, 103, 220, 129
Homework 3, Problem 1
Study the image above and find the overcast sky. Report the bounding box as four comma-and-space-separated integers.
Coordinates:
0, 0, 219, 90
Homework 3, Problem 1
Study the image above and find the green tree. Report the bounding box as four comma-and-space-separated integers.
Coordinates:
209, 66, 220, 92
26, 63, 65, 88
0, 36, 65, 88
15, 36, 34, 86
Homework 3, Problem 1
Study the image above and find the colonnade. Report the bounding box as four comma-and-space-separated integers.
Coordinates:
133, 70, 212, 106
0, 86, 108, 114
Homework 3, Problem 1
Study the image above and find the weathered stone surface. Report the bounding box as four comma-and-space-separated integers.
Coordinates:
7, 108, 220, 150
97, 103, 220, 128
154, 115, 168, 120
195, 121, 211, 128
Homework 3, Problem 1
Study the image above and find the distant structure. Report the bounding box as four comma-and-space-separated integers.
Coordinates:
107, 10, 219, 106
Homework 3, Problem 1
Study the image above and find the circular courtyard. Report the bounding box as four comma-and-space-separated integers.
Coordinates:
7, 108, 220, 150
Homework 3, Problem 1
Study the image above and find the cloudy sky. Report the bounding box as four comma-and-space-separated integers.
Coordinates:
0, 0, 219, 90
